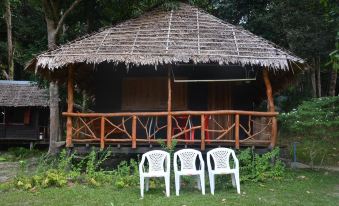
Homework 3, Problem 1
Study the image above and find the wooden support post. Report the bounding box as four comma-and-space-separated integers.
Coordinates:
200, 114, 205, 151
100, 116, 105, 149
235, 114, 240, 149
132, 116, 137, 149
263, 68, 277, 148
66, 65, 74, 147
167, 65, 172, 148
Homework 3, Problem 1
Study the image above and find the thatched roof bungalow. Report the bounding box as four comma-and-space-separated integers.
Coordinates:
0, 81, 49, 142
27, 3, 305, 151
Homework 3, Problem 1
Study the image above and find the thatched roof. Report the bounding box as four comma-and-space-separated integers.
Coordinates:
27, 3, 303, 71
0, 81, 49, 107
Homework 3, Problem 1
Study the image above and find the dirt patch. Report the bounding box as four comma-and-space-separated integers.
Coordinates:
0, 162, 19, 183
0, 158, 39, 183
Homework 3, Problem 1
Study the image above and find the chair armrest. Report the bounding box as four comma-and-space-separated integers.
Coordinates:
198, 153, 205, 171
173, 152, 179, 172
139, 155, 146, 175
231, 151, 239, 170
206, 152, 213, 172
165, 152, 171, 173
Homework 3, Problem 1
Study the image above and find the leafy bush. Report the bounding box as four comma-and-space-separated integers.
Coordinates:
237, 148, 285, 182
113, 159, 139, 188
279, 96, 339, 138
14, 148, 114, 190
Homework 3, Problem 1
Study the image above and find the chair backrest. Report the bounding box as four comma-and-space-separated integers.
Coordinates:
142, 150, 169, 173
174, 149, 203, 171
207, 148, 235, 170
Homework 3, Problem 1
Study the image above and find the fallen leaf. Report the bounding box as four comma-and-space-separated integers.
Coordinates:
306, 191, 311, 194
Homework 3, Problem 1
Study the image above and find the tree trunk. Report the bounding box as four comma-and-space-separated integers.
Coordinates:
310, 59, 317, 97
42, 0, 82, 154
316, 56, 322, 97
4, 0, 14, 80
44, 5, 60, 155
48, 82, 60, 155
328, 68, 337, 96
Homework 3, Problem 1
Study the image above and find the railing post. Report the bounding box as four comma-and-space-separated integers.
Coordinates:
66, 65, 74, 147
271, 116, 277, 147
263, 68, 278, 148
132, 116, 137, 149
100, 116, 105, 149
167, 65, 172, 148
235, 114, 240, 149
201, 114, 205, 151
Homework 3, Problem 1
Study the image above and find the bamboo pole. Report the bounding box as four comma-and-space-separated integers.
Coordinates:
132, 116, 137, 149
167, 65, 172, 148
100, 116, 105, 149
63, 110, 278, 117
263, 68, 277, 148
66, 65, 74, 147
201, 114, 205, 151
235, 114, 240, 149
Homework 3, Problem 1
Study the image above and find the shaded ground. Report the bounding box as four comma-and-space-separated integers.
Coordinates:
0, 169, 338, 206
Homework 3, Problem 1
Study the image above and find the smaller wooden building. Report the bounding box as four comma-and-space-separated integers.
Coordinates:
0, 81, 49, 142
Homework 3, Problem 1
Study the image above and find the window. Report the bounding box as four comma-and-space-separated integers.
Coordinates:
5, 107, 31, 125
122, 78, 187, 111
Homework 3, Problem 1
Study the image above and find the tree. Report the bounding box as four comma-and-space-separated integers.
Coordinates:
327, 32, 339, 96
41, 0, 82, 155
4, 0, 14, 80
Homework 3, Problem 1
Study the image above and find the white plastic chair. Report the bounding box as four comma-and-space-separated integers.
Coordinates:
174, 149, 205, 196
139, 150, 170, 198
207, 148, 240, 195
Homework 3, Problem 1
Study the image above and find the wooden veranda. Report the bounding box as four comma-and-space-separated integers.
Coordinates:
63, 66, 278, 151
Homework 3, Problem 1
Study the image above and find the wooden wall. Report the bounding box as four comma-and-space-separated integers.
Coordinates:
0, 107, 48, 140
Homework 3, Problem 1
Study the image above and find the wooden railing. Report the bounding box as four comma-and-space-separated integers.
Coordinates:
63, 110, 278, 150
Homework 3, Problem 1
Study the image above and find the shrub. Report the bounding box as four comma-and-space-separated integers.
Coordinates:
14, 148, 115, 190
237, 148, 285, 182
113, 159, 139, 188
279, 96, 339, 138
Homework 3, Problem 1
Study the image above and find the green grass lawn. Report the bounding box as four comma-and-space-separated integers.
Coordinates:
0, 169, 338, 206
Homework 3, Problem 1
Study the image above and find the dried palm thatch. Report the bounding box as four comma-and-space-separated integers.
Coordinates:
0, 81, 49, 107
27, 3, 304, 71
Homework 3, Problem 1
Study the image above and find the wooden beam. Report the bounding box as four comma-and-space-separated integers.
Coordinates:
200, 114, 205, 151
66, 65, 74, 147
100, 116, 105, 149
63, 110, 278, 117
132, 116, 137, 149
263, 68, 277, 148
167, 65, 172, 148
235, 114, 240, 149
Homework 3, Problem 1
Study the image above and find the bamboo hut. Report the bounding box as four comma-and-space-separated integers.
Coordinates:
27, 3, 304, 152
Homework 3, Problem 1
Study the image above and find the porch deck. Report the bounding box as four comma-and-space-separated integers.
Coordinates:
63, 109, 277, 151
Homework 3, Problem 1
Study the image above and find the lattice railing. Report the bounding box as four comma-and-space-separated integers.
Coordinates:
63, 110, 278, 150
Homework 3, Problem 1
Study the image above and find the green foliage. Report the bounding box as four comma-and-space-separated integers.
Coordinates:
237, 148, 285, 182
279, 96, 339, 137
0, 147, 43, 162
13, 148, 114, 190
326, 32, 339, 71
113, 159, 139, 188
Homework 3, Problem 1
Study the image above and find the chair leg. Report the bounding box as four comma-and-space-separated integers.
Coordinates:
175, 174, 180, 196
231, 173, 236, 188
235, 171, 241, 194
165, 175, 170, 197
145, 177, 150, 191
196, 175, 201, 190
140, 177, 144, 198
209, 173, 215, 195
200, 173, 205, 195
